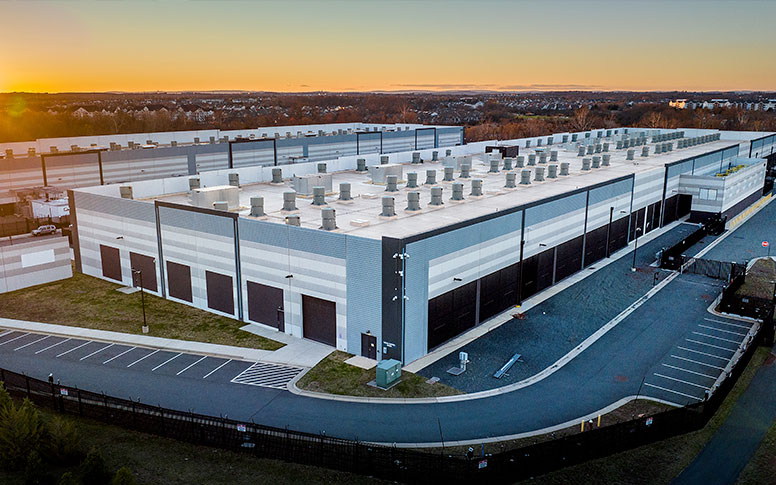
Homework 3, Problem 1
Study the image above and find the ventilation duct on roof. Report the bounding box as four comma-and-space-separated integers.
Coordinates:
626, 149, 635, 160
412, 152, 421, 164
229, 173, 240, 187
317, 163, 327, 173
426, 169, 437, 185
429, 186, 443, 205
250, 197, 264, 217
443, 167, 454, 181
312, 186, 327, 205
582, 158, 592, 171
406, 172, 418, 188
385, 175, 399, 192
520, 169, 532, 184
602, 154, 611, 166
516, 156, 525, 168
406, 191, 421, 211
539, 153, 547, 164
550, 150, 558, 162
471, 179, 483, 196
528, 154, 537, 166
560, 162, 570, 176
451, 183, 464, 200
380, 155, 390, 164
381, 196, 396, 217
321, 207, 336, 230
489, 160, 500, 173
592, 156, 600, 168
548, 164, 558, 178
282, 192, 297, 211
120, 186, 133, 199
578, 146, 586, 157
272, 168, 283, 183
505, 172, 516, 188
534, 167, 545, 181
459, 164, 471, 178
339, 183, 352, 201
188, 177, 200, 190
503, 158, 513, 170
286, 214, 300, 226
432, 151, 439, 161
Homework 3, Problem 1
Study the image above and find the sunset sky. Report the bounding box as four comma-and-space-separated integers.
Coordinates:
2, 0, 775, 93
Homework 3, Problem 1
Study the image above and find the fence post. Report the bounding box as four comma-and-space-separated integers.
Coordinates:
159, 406, 165, 436
25, 375, 30, 399
77, 388, 82, 416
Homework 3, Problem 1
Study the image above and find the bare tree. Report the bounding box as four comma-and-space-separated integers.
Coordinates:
569, 107, 594, 131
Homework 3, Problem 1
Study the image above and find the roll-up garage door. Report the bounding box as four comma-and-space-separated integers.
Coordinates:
205, 270, 234, 315
302, 295, 337, 346
427, 281, 477, 351
478, 262, 519, 323
555, 235, 583, 281
584, 226, 608, 268
130, 252, 157, 292
247, 281, 284, 331
99, 244, 121, 281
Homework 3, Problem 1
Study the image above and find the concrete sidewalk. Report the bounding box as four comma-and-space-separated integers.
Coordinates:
672, 344, 776, 485
0, 318, 331, 368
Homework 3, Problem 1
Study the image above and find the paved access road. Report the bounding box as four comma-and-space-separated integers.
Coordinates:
0, 273, 743, 445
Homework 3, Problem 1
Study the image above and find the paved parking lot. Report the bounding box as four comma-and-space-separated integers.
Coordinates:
642, 316, 756, 405
0, 329, 304, 390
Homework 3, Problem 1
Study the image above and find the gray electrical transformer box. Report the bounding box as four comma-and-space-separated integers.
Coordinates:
376, 359, 401, 389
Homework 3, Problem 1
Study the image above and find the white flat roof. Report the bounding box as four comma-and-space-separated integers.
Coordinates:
148, 139, 737, 240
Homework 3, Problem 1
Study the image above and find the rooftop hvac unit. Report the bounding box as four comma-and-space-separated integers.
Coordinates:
190, 185, 239, 209
292, 173, 332, 195
368, 163, 403, 185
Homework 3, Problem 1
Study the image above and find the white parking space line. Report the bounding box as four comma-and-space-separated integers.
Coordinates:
644, 382, 704, 401
56, 341, 90, 357
79, 343, 114, 361
692, 331, 741, 345
704, 317, 750, 330
36, 338, 71, 354
0, 330, 12, 338
0, 333, 30, 346
685, 339, 736, 352
654, 373, 711, 390
176, 356, 207, 376
698, 324, 747, 337
662, 363, 717, 380
678, 346, 731, 361
202, 359, 231, 379
671, 355, 726, 370
103, 347, 136, 364
14, 335, 50, 351
151, 353, 182, 371
127, 349, 159, 368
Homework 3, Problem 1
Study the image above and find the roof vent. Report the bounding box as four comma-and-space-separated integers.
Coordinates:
471, 179, 483, 196
356, 158, 367, 172
321, 207, 337, 230
339, 182, 352, 201
429, 186, 444, 206
282, 192, 297, 211
641, 146, 649, 157
616, 140, 623, 150
592, 156, 601, 168
587, 145, 595, 155
432, 151, 439, 161
380, 155, 389, 165
459, 164, 471, 178
503, 158, 513, 170
272, 168, 283, 183
229, 173, 240, 187
603, 142, 609, 152
578, 146, 586, 157
550, 150, 558, 162
445, 149, 452, 157
547, 136, 554, 145
27, 147, 36, 157
505, 172, 517, 188
50, 146, 58, 153
560, 162, 570, 176
562, 134, 569, 143
171, 140, 178, 147
412, 152, 421, 164
667, 142, 673, 152
213, 201, 228, 211
312, 186, 327, 205
626, 149, 635, 160
286, 214, 301, 226
595, 144, 602, 153
317, 163, 327, 173
520, 169, 532, 185
425, 169, 437, 185
528, 154, 536, 166
406, 191, 421, 211
539, 153, 547, 164
209, 136, 216, 144
189, 177, 200, 190
385, 175, 399, 192
516, 156, 525, 168
582, 158, 592, 171
489, 160, 500, 173
250, 197, 265, 217
406, 172, 418, 188
381, 196, 396, 217
571, 133, 578, 142
525, 139, 532, 148
536, 139, 543, 147
451, 183, 464, 200
443, 167, 454, 181
120, 185, 133, 199
547, 164, 558, 178
602, 154, 611, 166
534, 167, 545, 181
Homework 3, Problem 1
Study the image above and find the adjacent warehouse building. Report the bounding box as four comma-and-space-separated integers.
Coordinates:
68, 127, 775, 365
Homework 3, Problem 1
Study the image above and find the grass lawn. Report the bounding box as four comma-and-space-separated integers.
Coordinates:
296, 351, 463, 398
516, 346, 771, 484
736, 420, 776, 484
0, 400, 386, 485
0, 272, 284, 351
736, 258, 776, 300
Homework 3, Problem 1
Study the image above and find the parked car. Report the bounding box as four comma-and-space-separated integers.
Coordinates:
31, 224, 57, 236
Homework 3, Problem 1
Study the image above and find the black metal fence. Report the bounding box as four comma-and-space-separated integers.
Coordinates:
719, 273, 775, 321
660, 215, 726, 270
0, 320, 765, 483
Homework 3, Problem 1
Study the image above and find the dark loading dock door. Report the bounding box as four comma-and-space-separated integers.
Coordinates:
427, 281, 477, 351
99, 244, 122, 281
205, 270, 234, 315
609, 216, 630, 253
555, 235, 583, 281
361, 333, 377, 360
478, 262, 520, 323
645, 203, 656, 234
662, 195, 679, 226
130, 252, 157, 292
520, 246, 555, 301
166, 261, 192, 302
584, 226, 608, 268
677, 194, 692, 219
247, 281, 284, 331
630, 208, 646, 240
302, 295, 337, 346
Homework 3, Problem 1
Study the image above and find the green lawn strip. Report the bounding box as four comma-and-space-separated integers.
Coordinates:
296, 351, 463, 398
0, 272, 284, 351
0, 401, 386, 485
517, 346, 771, 485
736, 419, 776, 484
736, 258, 776, 300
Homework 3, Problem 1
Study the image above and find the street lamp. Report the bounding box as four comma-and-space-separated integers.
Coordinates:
631, 227, 643, 272
132, 269, 149, 334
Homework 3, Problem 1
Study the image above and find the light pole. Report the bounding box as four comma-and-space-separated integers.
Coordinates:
631, 227, 642, 272
132, 269, 148, 334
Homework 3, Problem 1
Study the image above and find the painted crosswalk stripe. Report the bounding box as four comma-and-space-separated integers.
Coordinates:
80, 343, 114, 361
103, 347, 136, 364
677, 346, 730, 361
127, 349, 159, 368
698, 324, 747, 337
202, 359, 232, 379
230, 362, 304, 389
0, 333, 30, 346
644, 382, 703, 401
14, 335, 50, 351
56, 341, 91, 357
703, 317, 750, 330
36, 338, 70, 354
176, 356, 207, 376
654, 373, 711, 390
671, 355, 726, 370
692, 331, 740, 345
661, 363, 717, 380
151, 353, 182, 371
685, 339, 736, 353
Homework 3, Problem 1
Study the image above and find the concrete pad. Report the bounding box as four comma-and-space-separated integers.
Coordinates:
345, 355, 377, 369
